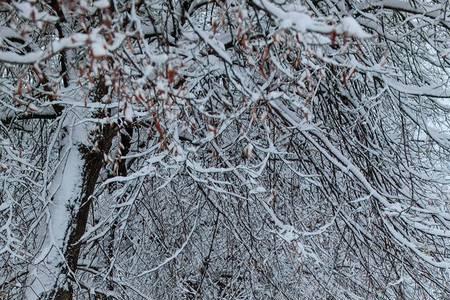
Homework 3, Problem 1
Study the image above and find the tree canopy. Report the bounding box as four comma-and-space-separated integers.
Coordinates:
1, 0, 450, 299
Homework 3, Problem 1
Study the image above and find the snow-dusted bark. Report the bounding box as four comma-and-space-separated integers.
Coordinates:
22, 105, 113, 299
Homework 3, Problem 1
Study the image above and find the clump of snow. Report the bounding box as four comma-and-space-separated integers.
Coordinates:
253, 0, 332, 33
337, 16, 371, 38
250, 186, 266, 194
91, 41, 108, 57
279, 12, 314, 32
14, 2, 58, 23
93, 0, 110, 9
89, 30, 109, 58
124, 103, 134, 123
0, 26, 21, 40
152, 54, 169, 66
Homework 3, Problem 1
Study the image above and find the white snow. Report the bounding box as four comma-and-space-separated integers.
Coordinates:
252, 0, 333, 34
191, 26, 232, 65
124, 103, 134, 123
0, 51, 43, 64
0, 31, 114, 64
93, 0, 110, 9
24, 109, 88, 300
0, 26, 21, 40
336, 16, 372, 38
279, 12, 314, 32
91, 41, 108, 57
14, 2, 58, 22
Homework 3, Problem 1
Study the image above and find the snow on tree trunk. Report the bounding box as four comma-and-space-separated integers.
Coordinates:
24, 110, 88, 299
23, 106, 113, 299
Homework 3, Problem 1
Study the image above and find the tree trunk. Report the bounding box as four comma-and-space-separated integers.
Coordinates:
24, 115, 114, 300
54, 125, 115, 299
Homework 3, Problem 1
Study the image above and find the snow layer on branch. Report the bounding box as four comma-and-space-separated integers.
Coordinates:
0, 51, 43, 64
336, 17, 372, 38
0, 30, 116, 64
0, 26, 21, 40
14, 2, 58, 23
254, 0, 371, 38
253, 0, 332, 33
93, 0, 110, 9
383, 76, 450, 98
189, 23, 232, 64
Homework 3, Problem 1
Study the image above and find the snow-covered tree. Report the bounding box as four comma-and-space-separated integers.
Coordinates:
1, 0, 450, 299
